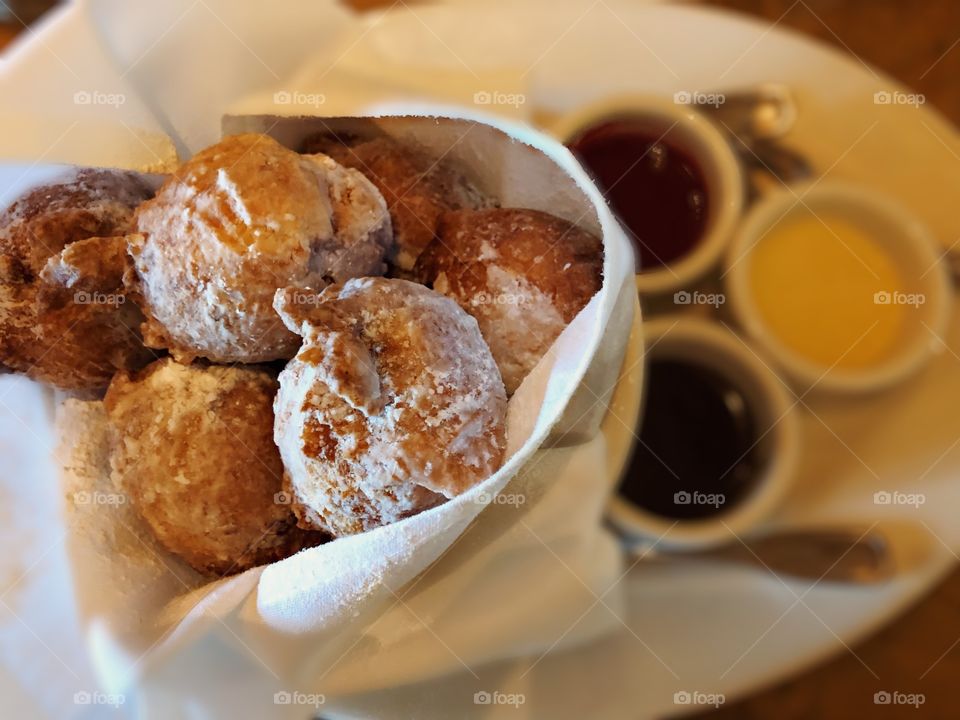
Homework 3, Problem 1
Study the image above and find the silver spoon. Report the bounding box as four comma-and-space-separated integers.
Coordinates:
698, 83, 813, 187
628, 526, 894, 584
698, 83, 798, 142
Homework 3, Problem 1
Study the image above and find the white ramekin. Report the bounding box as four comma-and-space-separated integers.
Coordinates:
725, 181, 953, 395
550, 94, 745, 296
608, 318, 800, 550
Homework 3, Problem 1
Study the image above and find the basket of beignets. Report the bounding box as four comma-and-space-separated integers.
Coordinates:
2, 111, 636, 700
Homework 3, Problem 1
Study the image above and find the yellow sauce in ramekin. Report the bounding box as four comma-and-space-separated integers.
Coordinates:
748, 212, 906, 370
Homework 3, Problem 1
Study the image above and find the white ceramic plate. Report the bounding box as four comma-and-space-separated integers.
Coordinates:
336, 0, 960, 716
3, 1, 960, 718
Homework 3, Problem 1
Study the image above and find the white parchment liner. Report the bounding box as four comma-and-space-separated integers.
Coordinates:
53, 109, 638, 713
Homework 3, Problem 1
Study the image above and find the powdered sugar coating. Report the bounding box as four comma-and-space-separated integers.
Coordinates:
128, 134, 392, 363
437, 265, 566, 397
416, 208, 603, 394
0, 169, 155, 390
104, 359, 324, 575
302, 135, 492, 272
273, 278, 507, 536
303, 153, 393, 282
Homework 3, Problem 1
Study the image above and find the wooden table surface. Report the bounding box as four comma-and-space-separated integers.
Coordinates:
2, 2, 959, 718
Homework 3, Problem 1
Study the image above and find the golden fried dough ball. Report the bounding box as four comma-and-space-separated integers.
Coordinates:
302, 134, 490, 273
416, 208, 603, 394
104, 359, 324, 576
128, 134, 391, 364
0, 169, 155, 391
272, 278, 507, 536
